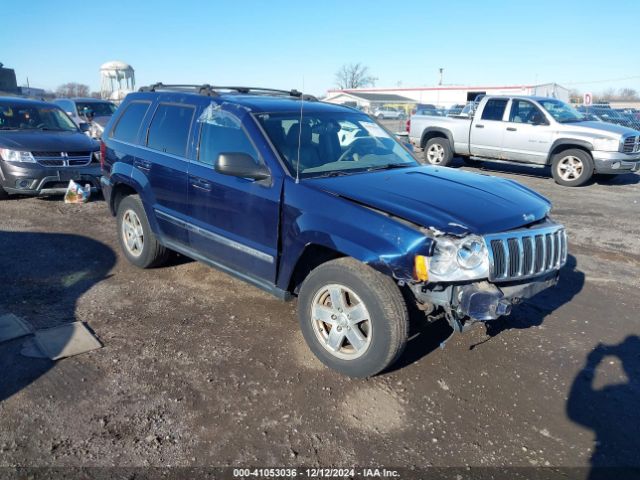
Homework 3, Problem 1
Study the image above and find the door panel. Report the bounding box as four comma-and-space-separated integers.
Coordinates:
502, 100, 553, 164
187, 106, 282, 283
470, 98, 510, 159
141, 102, 197, 245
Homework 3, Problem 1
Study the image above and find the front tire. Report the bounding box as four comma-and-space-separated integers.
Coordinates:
551, 149, 594, 187
298, 258, 409, 377
116, 195, 170, 268
423, 137, 454, 166
0, 186, 9, 200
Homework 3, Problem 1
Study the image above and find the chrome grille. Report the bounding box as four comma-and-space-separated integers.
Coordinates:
622, 136, 640, 153
486, 224, 567, 282
33, 151, 93, 167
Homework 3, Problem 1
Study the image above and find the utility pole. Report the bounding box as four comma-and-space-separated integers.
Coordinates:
439, 68, 444, 86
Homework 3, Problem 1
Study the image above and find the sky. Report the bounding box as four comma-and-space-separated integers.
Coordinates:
2, 0, 639, 97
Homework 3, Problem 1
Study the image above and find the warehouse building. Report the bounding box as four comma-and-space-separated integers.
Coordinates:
325, 83, 569, 109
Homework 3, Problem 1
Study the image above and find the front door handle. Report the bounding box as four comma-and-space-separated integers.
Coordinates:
475, 124, 484, 129
190, 177, 212, 191
506, 127, 517, 131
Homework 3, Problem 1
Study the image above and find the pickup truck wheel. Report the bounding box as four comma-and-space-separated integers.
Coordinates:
551, 149, 594, 187
117, 195, 170, 268
298, 258, 409, 378
424, 137, 454, 166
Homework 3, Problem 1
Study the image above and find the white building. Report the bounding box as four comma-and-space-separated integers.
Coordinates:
325, 83, 569, 108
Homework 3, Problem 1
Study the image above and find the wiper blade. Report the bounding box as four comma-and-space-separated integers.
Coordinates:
366, 163, 411, 171
315, 170, 352, 177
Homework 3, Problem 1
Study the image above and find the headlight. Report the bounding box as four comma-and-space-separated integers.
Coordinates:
0, 148, 36, 163
418, 235, 490, 282
592, 137, 620, 152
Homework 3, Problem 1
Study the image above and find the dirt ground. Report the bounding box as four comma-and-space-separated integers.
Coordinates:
1, 159, 639, 478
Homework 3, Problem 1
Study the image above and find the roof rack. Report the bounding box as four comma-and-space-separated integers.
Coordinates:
138, 83, 317, 101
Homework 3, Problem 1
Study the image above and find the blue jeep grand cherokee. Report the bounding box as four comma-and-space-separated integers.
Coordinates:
100, 84, 567, 377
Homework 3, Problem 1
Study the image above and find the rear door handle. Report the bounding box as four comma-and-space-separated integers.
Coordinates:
134, 159, 151, 171
190, 177, 212, 191
506, 127, 517, 131
475, 124, 484, 129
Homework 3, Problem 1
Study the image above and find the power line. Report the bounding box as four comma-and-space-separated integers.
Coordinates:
563, 75, 640, 86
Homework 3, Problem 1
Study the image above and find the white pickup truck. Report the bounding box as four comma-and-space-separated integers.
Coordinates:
408, 95, 640, 186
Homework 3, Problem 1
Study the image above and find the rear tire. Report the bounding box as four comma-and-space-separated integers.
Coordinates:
298, 257, 409, 378
116, 194, 170, 268
423, 137, 454, 166
551, 149, 594, 187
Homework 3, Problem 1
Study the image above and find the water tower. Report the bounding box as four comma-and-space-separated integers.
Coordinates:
100, 60, 135, 102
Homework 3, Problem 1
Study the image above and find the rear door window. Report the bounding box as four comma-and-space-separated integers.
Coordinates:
111, 101, 151, 144
481, 99, 509, 121
146, 103, 195, 157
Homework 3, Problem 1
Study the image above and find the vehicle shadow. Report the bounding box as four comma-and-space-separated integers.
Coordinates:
453, 157, 640, 186
567, 336, 640, 479
0, 231, 116, 402
475, 254, 584, 343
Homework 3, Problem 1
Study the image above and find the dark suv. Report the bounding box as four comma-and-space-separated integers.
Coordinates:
100, 84, 567, 377
0, 97, 100, 199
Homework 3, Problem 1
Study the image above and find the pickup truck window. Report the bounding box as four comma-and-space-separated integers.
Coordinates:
146, 103, 195, 157
509, 100, 545, 125
256, 112, 416, 178
198, 119, 261, 166
481, 99, 509, 121
111, 101, 150, 143
539, 99, 585, 123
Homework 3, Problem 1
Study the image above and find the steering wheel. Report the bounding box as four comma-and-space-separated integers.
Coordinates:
35, 123, 46, 129
337, 136, 379, 162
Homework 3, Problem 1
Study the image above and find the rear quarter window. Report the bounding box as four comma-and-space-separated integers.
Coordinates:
111, 101, 151, 144
481, 99, 509, 121
146, 103, 195, 157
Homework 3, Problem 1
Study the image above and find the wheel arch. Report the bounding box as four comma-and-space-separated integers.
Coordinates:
547, 140, 593, 165
286, 243, 346, 294
420, 127, 453, 149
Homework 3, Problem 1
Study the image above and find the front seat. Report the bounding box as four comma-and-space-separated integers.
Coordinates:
286, 123, 323, 170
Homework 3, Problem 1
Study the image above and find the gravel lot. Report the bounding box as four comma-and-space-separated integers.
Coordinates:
0, 153, 639, 476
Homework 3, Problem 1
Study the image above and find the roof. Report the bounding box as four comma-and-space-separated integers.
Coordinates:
331, 91, 415, 102
100, 60, 133, 71
0, 96, 51, 107
127, 90, 359, 115
56, 97, 114, 103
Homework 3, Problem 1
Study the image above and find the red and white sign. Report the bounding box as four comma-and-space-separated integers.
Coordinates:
583, 92, 593, 106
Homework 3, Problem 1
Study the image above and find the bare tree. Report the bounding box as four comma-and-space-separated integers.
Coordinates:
619, 88, 638, 100
335, 63, 377, 89
55, 82, 91, 98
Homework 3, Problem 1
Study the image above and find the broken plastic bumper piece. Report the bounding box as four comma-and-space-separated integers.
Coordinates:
453, 273, 559, 321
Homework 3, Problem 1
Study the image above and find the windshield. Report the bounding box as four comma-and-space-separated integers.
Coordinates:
256, 112, 417, 178
538, 99, 585, 123
76, 101, 117, 117
0, 103, 78, 131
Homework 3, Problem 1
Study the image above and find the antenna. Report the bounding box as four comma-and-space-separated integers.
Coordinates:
295, 77, 304, 184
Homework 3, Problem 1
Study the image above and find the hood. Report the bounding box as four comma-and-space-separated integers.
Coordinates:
0, 130, 99, 152
565, 121, 639, 139
306, 166, 551, 235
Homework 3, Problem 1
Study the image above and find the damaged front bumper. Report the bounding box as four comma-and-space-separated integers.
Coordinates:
412, 272, 559, 331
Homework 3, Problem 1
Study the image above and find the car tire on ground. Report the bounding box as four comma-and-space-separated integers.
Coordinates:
0, 186, 9, 200
423, 137, 454, 166
116, 194, 170, 268
551, 149, 594, 187
297, 257, 409, 378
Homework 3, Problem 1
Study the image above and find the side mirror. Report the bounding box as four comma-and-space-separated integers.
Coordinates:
215, 153, 270, 180
79, 123, 91, 133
